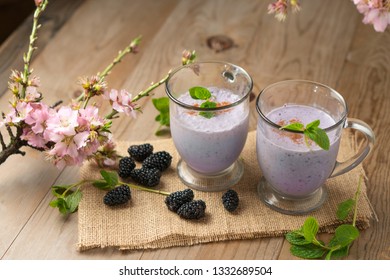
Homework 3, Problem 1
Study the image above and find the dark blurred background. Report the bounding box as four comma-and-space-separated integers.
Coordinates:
0, 0, 35, 44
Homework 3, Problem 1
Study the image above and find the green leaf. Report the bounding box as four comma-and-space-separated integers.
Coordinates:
302, 217, 319, 242
100, 170, 118, 187
65, 189, 82, 213
49, 197, 68, 215
280, 122, 305, 132
306, 119, 320, 130
153, 97, 170, 132
199, 101, 217, 119
285, 231, 311, 245
304, 127, 330, 150
51, 185, 72, 197
330, 224, 359, 248
92, 180, 112, 190
336, 199, 356, 220
152, 97, 169, 113
189, 86, 211, 100
325, 245, 350, 260
290, 244, 326, 259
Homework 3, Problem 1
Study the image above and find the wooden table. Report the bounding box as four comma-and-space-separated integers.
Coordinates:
0, 0, 389, 260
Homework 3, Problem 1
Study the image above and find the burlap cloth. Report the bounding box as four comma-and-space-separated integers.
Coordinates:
77, 130, 374, 251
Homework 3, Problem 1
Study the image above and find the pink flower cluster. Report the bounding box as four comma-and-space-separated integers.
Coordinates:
1, 72, 139, 168
2, 99, 112, 168
353, 0, 390, 32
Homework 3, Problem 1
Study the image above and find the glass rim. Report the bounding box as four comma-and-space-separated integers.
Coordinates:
255, 79, 348, 133
165, 60, 253, 112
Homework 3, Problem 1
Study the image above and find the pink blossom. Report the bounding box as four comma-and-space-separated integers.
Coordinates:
25, 86, 41, 101
104, 89, 137, 118
46, 106, 78, 139
353, 0, 390, 32
21, 127, 47, 148
268, 0, 288, 21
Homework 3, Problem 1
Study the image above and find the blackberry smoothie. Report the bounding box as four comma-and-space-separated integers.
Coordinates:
256, 104, 340, 198
171, 87, 249, 175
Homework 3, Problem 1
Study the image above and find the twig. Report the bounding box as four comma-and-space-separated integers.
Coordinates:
20, 0, 48, 99
0, 131, 6, 150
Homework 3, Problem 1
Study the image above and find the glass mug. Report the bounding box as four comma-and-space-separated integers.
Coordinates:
256, 80, 375, 215
166, 61, 253, 191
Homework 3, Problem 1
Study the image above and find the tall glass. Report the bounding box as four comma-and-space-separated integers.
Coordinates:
166, 61, 253, 191
256, 80, 375, 215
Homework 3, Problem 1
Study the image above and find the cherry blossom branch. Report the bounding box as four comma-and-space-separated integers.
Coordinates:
20, 0, 48, 99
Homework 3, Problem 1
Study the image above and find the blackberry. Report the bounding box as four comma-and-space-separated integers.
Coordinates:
130, 167, 161, 187
103, 184, 131, 206
128, 143, 153, 162
177, 200, 206, 219
118, 157, 136, 178
142, 151, 172, 171
222, 189, 239, 212
165, 189, 194, 212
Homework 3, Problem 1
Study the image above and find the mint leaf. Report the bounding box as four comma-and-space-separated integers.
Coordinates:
100, 170, 118, 187
285, 231, 311, 245
280, 122, 305, 132
152, 97, 170, 126
302, 217, 319, 242
51, 185, 73, 197
330, 224, 359, 248
280, 119, 330, 150
290, 244, 326, 259
306, 119, 320, 130
49, 197, 68, 215
189, 86, 211, 100
199, 100, 217, 119
153, 97, 170, 135
336, 199, 355, 220
326, 245, 350, 260
65, 189, 82, 213
92, 180, 112, 190
304, 126, 330, 150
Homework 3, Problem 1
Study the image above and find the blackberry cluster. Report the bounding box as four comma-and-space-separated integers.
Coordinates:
117, 143, 172, 188
142, 151, 172, 172
177, 200, 206, 219
165, 188, 206, 219
103, 184, 131, 206
130, 167, 161, 187
118, 157, 136, 179
222, 189, 239, 212
165, 189, 194, 212
128, 143, 153, 162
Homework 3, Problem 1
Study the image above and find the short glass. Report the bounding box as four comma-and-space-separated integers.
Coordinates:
166, 61, 253, 191
256, 80, 375, 215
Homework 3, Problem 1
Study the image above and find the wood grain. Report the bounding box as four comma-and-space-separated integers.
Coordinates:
0, 0, 389, 260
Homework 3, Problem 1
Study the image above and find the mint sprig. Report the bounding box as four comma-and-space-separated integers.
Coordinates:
152, 97, 170, 136
189, 86, 217, 119
280, 119, 330, 150
285, 175, 363, 260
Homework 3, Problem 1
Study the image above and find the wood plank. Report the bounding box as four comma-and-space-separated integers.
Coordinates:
334, 23, 390, 260
0, 0, 84, 258
1, 0, 388, 260
0, 0, 84, 98
2, 0, 180, 259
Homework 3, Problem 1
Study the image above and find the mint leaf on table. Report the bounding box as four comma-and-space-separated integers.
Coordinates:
285, 175, 364, 260
280, 119, 330, 150
336, 199, 356, 220
290, 243, 326, 259
152, 97, 170, 136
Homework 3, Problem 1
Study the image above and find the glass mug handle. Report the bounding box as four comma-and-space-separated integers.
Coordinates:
330, 118, 375, 177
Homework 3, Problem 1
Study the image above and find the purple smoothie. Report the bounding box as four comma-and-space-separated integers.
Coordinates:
171, 87, 249, 174
256, 104, 340, 198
